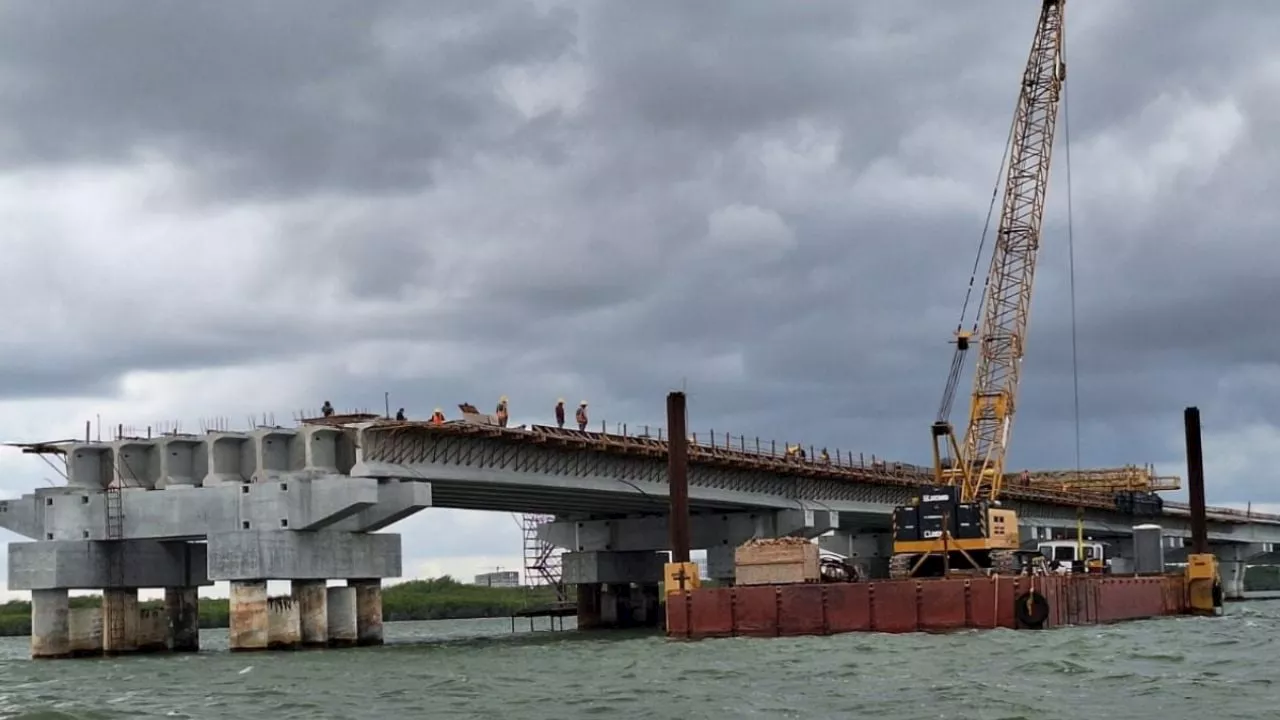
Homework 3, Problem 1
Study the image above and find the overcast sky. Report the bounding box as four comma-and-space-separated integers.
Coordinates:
1, 0, 1277, 596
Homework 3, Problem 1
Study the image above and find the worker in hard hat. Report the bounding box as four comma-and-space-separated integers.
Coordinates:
554, 399, 566, 429
820, 448, 830, 464
496, 396, 510, 428
430, 408, 446, 425
321, 400, 334, 417
395, 408, 406, 421
575, 401, 589, 431
786, 444, 799, 459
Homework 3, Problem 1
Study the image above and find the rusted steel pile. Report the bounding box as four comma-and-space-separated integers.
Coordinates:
666, 574, 1188, 638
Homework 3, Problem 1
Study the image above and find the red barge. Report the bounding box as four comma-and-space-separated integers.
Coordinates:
665, 573, 1191, 638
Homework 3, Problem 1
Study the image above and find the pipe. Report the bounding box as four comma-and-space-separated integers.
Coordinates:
1184, 406, 1208, 555
667, 391, 691, 564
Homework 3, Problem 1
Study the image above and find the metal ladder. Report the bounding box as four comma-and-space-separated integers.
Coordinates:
103, 460, 126, 649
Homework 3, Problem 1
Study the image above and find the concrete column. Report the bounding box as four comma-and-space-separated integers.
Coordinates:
137, 608, 169, 652
326, 586, 357, 647
229, 580, 268, 651
291, 580, 328, 647
267, 596, 301, 650
102, 588, 139, 655
30, 588, 70, 659
165, 587, 200, 652
575, 582, 659, 629
68, 607, 103, 657
348, 579, 383, 646
576, 583, 603, 630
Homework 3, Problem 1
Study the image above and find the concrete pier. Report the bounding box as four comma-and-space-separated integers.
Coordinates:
137, 608, 168, 652
165, 587, 200, 652
229, 580, 268, 651
326, 586, 358, 647
67, 607, 102, 657
267, 596, 301, 650
292, 580, 327, 647
102, 588, 139, 655
350, 579, 383, 646
31, 588, 70, 659
576, 583, 662, 630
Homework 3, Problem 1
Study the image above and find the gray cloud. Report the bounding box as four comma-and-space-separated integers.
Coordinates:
1, 0, 1278, 553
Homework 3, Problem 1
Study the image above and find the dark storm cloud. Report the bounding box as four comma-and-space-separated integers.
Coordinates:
1, 0, 1279, 507
0, 0, 575, 197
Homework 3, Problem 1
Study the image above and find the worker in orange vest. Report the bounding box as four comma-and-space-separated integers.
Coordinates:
496, 396, 509, 428
575, 401, 588, 431
430, 408, 446, 425
554, 399, 566, 428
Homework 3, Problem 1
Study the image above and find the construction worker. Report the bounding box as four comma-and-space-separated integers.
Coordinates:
820, 448, 830, 464
430, 408, 446, 425
786, 444, 799, 459
554, 399, 566, 428
1021, 469, 1031, 487
395, 408, 406, 421
575, 401, 589, 431
321, 400, 334, 417
496, 396, 509, 428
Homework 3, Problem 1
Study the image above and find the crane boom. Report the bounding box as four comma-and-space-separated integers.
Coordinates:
935, 0, 1066, 505
894, 0, 1067, 579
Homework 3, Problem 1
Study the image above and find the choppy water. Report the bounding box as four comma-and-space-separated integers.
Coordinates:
1, 601, 1277, 719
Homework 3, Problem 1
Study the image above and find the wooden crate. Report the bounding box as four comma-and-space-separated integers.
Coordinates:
734, 542, 820, 586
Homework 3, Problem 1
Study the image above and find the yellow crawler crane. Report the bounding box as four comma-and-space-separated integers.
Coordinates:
890, 0, 1066, 579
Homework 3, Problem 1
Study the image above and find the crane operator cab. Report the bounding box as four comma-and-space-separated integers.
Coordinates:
889, 484, 1021, 578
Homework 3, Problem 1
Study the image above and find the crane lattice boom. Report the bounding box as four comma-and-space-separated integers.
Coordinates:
945, 0, 1067, 505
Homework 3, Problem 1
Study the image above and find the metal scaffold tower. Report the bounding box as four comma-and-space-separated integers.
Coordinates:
520, 513, 566, 601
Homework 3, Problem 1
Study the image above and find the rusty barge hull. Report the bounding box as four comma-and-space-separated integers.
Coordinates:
665, 574, 1190, 638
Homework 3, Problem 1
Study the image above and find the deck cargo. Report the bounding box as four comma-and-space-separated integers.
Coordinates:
733, 539, 820, 586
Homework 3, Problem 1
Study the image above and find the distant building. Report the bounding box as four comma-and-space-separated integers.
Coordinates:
474, 570, 520, 588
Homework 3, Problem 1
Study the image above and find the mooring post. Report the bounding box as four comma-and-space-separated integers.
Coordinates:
1182, 406, 1222, 614
667, 391, 690, 564
1183, 407, 1208, 554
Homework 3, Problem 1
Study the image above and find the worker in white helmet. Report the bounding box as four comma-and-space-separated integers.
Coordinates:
496, 396, 510, 428
554, 398, 566, 428
575, 401, 589, 431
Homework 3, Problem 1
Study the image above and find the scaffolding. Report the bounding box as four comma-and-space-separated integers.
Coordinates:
520, 513, 566, 601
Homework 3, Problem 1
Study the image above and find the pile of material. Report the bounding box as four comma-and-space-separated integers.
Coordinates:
739, 536, 812, 547
735, 537, 820, 585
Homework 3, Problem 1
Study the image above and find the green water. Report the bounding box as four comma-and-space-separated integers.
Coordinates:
1, 601, 1276, 719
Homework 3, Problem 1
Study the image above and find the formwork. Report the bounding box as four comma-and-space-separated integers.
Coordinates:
665, 574, 1189, 638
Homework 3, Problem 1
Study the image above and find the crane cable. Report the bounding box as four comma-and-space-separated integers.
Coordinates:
935, 73, 1020, 448
1062, 37, 1082, 488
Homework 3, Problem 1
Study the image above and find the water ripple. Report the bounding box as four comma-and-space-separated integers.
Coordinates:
0, 603, 1276, 718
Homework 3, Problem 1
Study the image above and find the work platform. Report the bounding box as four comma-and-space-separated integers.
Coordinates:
2, 412, 1276, 657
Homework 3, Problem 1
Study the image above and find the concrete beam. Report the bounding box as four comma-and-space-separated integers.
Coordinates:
329, 480, 433, 532
8, 540, 210, 590
25, 475, 379, 541
562, 551, 666, 585
205, 529, 402, 581
0, 495, 43, 540
539, 510, 839, 553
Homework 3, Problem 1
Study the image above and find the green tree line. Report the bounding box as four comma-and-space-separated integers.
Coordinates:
0, 577, 562, 637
